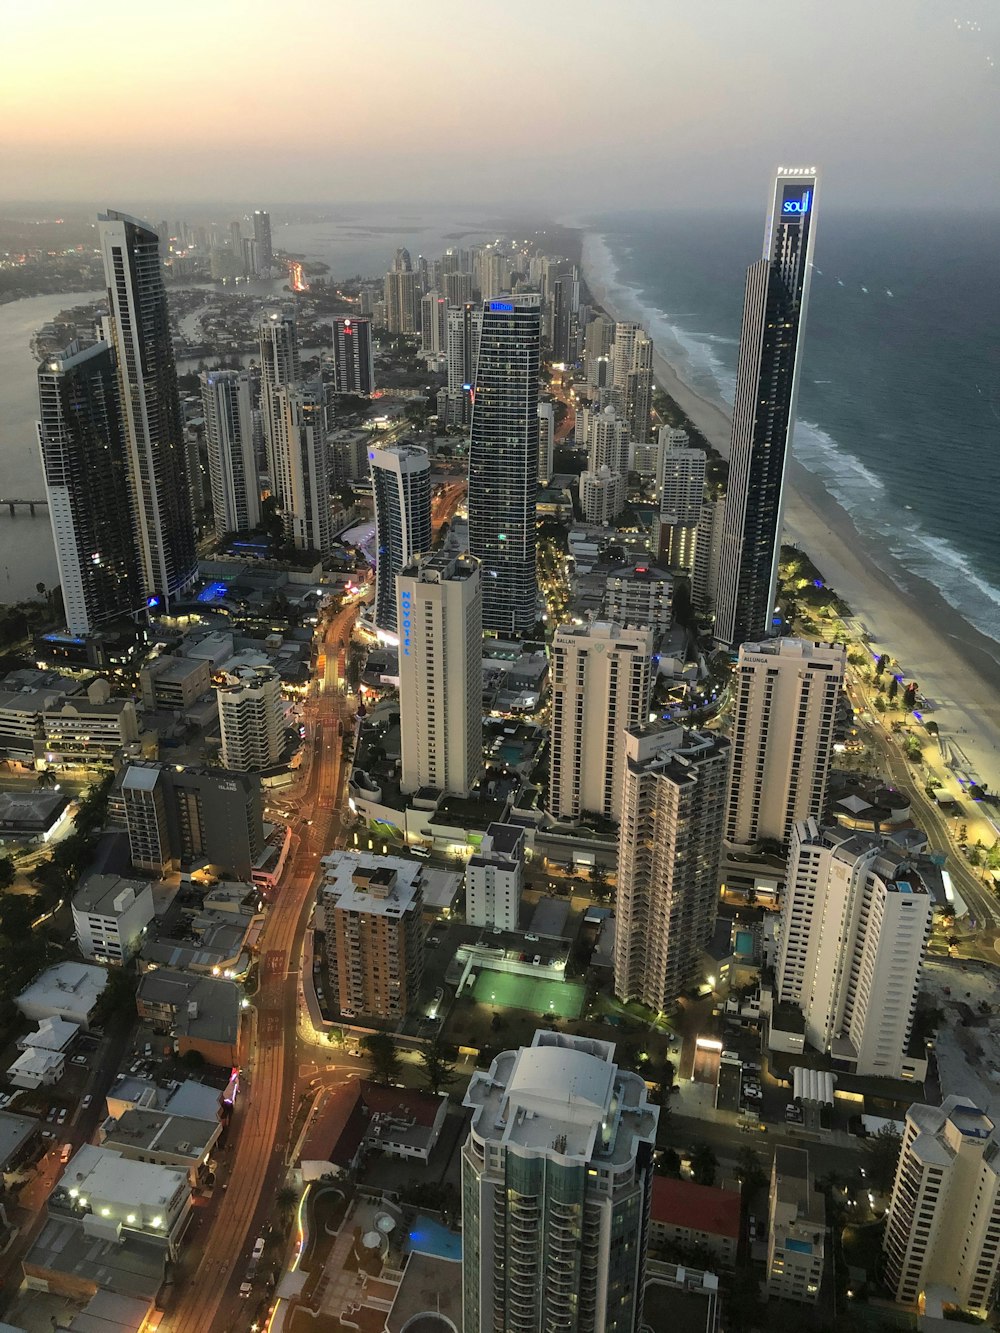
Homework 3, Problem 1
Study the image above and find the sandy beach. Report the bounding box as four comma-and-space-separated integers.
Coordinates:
582, 256, 1000, 813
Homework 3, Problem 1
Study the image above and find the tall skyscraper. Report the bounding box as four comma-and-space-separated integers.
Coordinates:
37, 342, 140, 635
272, 384, 331, 553
585, 404, 630, 476
884, 1097, 1000, 1312
383, 269, 418, 334
200, 370, 260, 538
548, 622, 654, 824
657, 427, 706, 571
397, 552, 483, 797
536, 401, 554, 483
217, 666, 285, 772
370, 443, 431, 633
331, 316, 374, 396
724, 638, 845, 850
550, 268, 580, 362
691, 495, 725, 614
252, 209, 273, 275
420, 289, 448, 355
257, 305, 301, 493
614, 724, 729, 1006
444, 270, 473, 305
623, 335, 654, 443
463, 1031, 658, 1333
467, 294, 541, 636
777, 820, 932, 1079
714, 168, 818, 649
446, 301, 482, 422
611, 320, 644, 389
580, 466, 626, 524
98, 211, 197, 611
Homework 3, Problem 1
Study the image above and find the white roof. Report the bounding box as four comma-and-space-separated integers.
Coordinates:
60, 1144, 187, 1207
22, 1016, 79, 1051
122, 765, 161, 792
16, 961, 108, 1013
507, 1046, 614, 1126
9, 1046, 63, 1078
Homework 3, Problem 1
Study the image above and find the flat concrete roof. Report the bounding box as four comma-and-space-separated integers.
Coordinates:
0, 1110, 38, 1169
60, 1144, 187, 1208
74, 873, 151, 916
25, 1215, 166, 1301
103, 1109, 218, 1159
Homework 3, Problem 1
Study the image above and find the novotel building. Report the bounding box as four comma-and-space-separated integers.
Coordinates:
714, 168, 819, 650
467, 294, 542, 636
369, 442, 432, 634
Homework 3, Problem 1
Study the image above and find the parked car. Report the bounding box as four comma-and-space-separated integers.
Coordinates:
81, 1095, 92, 1110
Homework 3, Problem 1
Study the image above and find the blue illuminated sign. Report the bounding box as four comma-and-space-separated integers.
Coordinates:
400, 590, 412, 656
146, 595, 161, 610
489, 301, 514, 312
782, 189, 811, 216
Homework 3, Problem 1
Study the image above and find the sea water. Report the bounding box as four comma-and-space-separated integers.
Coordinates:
584, 209, 1000, 646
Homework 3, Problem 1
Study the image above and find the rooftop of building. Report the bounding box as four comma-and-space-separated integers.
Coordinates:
103, 1108, 218, 1159
321, 851, 423, 918
24, 1214, 166, 1301
400, 551, 478, 582
385, 1252, 463, 1333
0, 790, 68, 825
142, 655, 208, 683
73, 872, 152, 917
16, 961, 108, 1012
906, 1096, 997, 1168
59, 1289, 153, 1333
301, 1078, 444, 1171
465, 1030, 657, 1166
59, 1144, 187, 1207
625, 724, 729, 781
773, 1146, 824, 1223
738, 637, 845, 665
136, 969, 241, 1047
553, 619, 653, 647
0, 1110, 40, 1170
650, 1176, 742, 1239
19, 1016, 79, 1052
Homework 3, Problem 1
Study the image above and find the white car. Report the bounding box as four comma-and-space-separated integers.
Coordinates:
81, 1095, 93, 1110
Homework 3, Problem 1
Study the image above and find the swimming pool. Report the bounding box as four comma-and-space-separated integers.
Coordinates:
406, 1214, 462, 1261
734, 929, 754, 957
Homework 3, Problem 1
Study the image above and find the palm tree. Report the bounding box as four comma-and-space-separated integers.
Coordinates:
35, 768, 57, 790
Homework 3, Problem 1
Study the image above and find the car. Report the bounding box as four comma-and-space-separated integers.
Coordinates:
532, 955, 542, 966
72, 1055, 89, 1067
427, 937, 441, 948
252, 1237, 266, 1262
60, 1142, 73, 1163
40, 1129, 55, 1140
81, 1095, 92, 1110
239, 1282, 253, 1298
144, 1044, 152, 1058
46, 1107, 59, 1122
57, 1108, 68, 1124
524, 933, 539, 942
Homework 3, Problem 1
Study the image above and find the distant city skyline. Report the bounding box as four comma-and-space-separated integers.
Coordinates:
3, 1, 998, 211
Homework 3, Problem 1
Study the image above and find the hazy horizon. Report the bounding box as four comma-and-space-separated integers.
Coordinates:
2, 0, 997, 215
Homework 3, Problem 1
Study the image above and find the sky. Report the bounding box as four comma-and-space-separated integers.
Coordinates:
2, 0, 998, 214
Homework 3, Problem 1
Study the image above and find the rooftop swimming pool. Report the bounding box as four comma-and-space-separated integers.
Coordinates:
406, 1214, 462, 1262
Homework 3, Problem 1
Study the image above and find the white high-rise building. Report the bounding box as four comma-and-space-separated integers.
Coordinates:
383, 269, 418, 334
465, 822, 523, 931
777, 821, 932, 1079
200, 370, 260, 538
257, 305, 301, 496
272, 384, 331, 553
725, 639, 845, 850
611, 321, 644, 389
462, 1031, 658, 1333
420, 290, 448, 355
371, 443, 432, 633
397, 552, 482, 797
98, 212, 198, 610
692, 495, 725, 614
584, 313, 615, 378
586, 405, 630, 476
884, 1097, 1000, 1312
537, 401, 554, 483
657, 427, 705, 571
446, 302, 482, 396
548, 622, 653, 824
217, 667, 284, 772
580, 465, 626, 525
614, 725, 729, 1007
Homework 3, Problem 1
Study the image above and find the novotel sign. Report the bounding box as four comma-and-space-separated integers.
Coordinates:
782, 188, 812, 216
489, 300, 514, 312
400, 589, 413, 656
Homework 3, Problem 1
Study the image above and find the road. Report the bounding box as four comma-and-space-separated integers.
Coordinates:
431, 480, 466, 541
161, 599, 359, 1333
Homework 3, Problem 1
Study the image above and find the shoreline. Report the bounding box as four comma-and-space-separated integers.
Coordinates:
581, 237, 1000, 807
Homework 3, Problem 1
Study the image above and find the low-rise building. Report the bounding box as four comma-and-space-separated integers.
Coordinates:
8, 1045, 64, 1089
0, 789, 72, 842
136, 969, 242, 1067
300, 1079, 448, 1181
16, 1015, 79, 1054
648, 1176, 741, 1268
51, 1143, 191, 1259
41, 679, 140, 768
139, 655, 212, 712
72, 874, 155, 964
99, 1108, 222, 1186
766, 1146, 825, 1303
15, 961, 108, 1029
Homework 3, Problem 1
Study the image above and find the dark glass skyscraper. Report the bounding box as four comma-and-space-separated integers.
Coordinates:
467, 294, 541, 635
714, 169, 818, 649
37, 342, 140, 635
370, 443, 432, 633
98, 211, 198, 612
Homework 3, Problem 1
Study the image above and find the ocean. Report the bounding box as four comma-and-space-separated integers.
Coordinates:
583, 210, 1000, 648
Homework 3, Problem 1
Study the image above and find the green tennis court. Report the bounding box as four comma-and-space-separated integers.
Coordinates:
472, 970, 585, 1019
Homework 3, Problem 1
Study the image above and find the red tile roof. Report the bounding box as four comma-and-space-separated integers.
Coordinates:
359, 1080, 443, 1128
650, 1176, 741, 1240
